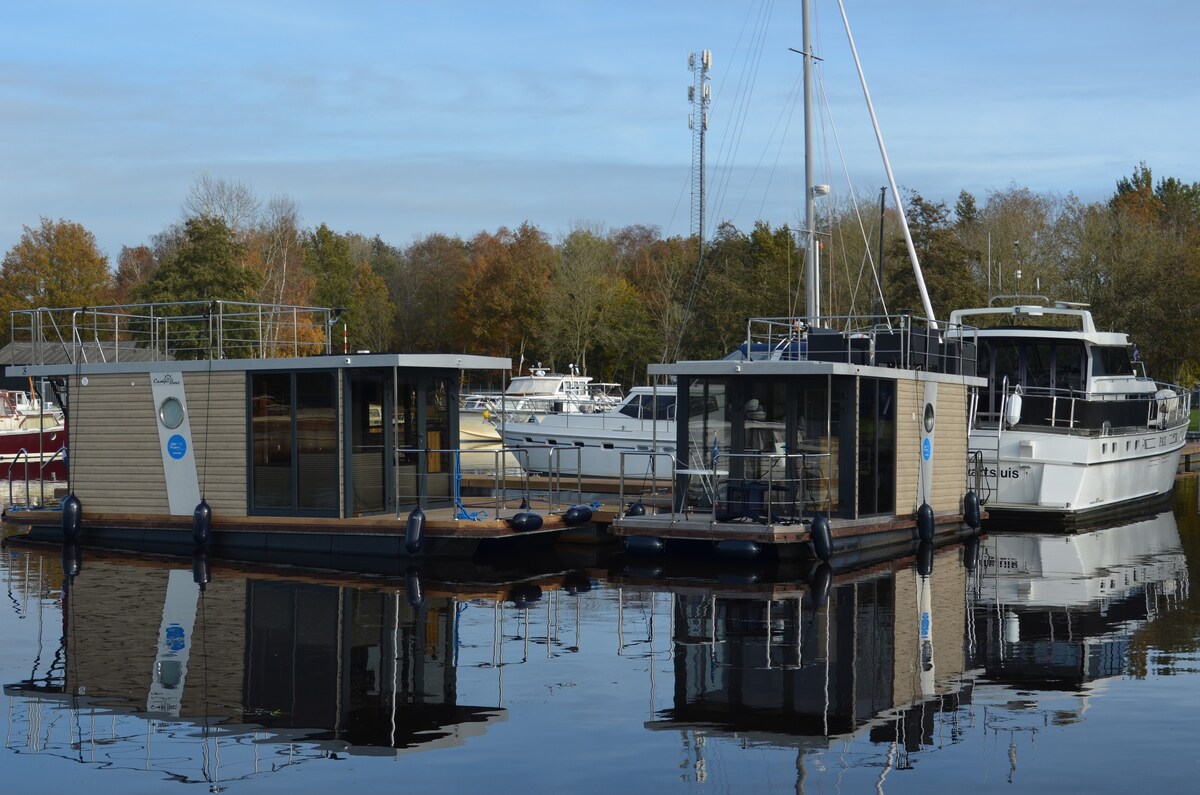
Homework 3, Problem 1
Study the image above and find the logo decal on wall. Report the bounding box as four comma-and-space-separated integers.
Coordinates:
167, 434, 188, 460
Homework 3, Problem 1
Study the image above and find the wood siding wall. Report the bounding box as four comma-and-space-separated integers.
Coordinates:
185, 372, 247, 514
894, 380, 970, 517
70, 371, 247, 515
890, 551, 967, 705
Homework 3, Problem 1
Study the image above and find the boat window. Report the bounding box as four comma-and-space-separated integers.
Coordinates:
1092, 346, 1135, 377
1024, 343, 1053, 389
618, 395, 644, 419
994, 341, 1021, 389
652, 394, 676, 420
1055, 342, 1085, 393
250, 371, 338, 515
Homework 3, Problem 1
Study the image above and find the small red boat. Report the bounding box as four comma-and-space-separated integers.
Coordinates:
0, 389, 67, 482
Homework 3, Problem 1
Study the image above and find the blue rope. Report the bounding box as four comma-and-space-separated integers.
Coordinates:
453, 449, 486, 520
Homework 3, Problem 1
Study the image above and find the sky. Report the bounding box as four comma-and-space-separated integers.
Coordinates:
2, 0, 1199, 264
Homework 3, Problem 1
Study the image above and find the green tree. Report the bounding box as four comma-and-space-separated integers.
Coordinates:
131, 216, 259, 304
885, 192, 985, 320
0, 217, 112, 338
394, 233, 472, 353
538, 226, 619, 375
304, 223, 356, 311
347, 266, 396, 353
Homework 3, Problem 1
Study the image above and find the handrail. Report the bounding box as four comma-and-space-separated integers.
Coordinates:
9, 301, 339, 364
4, 447, 65, 510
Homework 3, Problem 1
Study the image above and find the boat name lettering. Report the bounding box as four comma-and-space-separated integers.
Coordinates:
153, 374, 181, 386
968, 466, 1021, 479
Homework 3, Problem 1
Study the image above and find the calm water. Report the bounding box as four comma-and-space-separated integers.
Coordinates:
3, 483, 1200, 794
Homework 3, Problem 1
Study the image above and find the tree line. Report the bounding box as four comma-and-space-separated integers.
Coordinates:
3, 164, 1198, 387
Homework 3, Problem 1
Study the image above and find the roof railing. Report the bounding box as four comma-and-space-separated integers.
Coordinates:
8, 301, 339, 366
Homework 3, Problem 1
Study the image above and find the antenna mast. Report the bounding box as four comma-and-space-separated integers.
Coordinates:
688, 50, 712, 245
673, 50, 712, 362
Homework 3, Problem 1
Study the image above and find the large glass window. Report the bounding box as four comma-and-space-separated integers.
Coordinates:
858, 378, 895, 516
250, 371, 338, 514
349, 370, 388, 515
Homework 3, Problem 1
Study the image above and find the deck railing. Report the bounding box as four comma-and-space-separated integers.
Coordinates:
616, 450, 832, 525
739, 313, 979, 375
8, 301, 340, 365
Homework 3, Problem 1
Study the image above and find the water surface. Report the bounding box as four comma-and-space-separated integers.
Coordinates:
3, 482, 1199, 793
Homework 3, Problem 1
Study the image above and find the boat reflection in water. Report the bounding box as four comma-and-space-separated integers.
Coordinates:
2, 548, 589, 787
0, 508, 1191, 791
617, 543, 976, 780
621, 510, 1189, 784
970, 511, 1188, 687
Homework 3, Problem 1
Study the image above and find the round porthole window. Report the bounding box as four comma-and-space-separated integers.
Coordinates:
159, 396, 185, 429
923, 403, 935, 433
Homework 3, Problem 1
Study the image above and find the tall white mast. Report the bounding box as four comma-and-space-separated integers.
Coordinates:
802, 0, 820, 326
835, 0, 937, 326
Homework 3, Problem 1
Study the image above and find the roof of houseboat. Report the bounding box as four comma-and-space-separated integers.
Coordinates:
3, 301, 510, 377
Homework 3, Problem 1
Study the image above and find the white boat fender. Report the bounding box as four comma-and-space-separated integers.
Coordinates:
1155, 388, 1178, 424
1004, 388, 1023, 428
192, 499, 212, 547
917, 501, 935, 541
405, 507, 426, 554
61, 493, 82, 540
810, 514, 833, 562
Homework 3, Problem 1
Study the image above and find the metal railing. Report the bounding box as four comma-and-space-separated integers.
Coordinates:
616, 450, 831, 525
5, 447, 66, 510
8, 301, 340, 365
981, 381, 1193, 436
739, 313, 979, 375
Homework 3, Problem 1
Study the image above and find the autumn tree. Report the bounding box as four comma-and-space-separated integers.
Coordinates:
456, 223, 555, 364
113, 245, 156, 303
0, 217, 112, 339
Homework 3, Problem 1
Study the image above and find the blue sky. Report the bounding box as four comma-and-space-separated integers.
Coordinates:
2, 1, 1198, 263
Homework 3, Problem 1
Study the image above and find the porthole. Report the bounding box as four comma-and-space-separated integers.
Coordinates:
159, 396, 185, 429
923, 403, 935, 433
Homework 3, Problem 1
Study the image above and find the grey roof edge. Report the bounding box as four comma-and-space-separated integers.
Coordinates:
5, 352, 512, 378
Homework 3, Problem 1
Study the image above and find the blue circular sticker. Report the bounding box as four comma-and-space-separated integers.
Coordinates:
167, 434, 188, 460
921, 437, 931, 461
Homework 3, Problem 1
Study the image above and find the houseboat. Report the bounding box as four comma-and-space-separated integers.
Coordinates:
1, 301, 586, 568
608, 315, 987, 562
945, 299, 1191, 526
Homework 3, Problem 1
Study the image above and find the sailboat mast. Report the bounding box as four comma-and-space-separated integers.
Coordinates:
802, 0, 820, 326
834, 0, 938, 326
